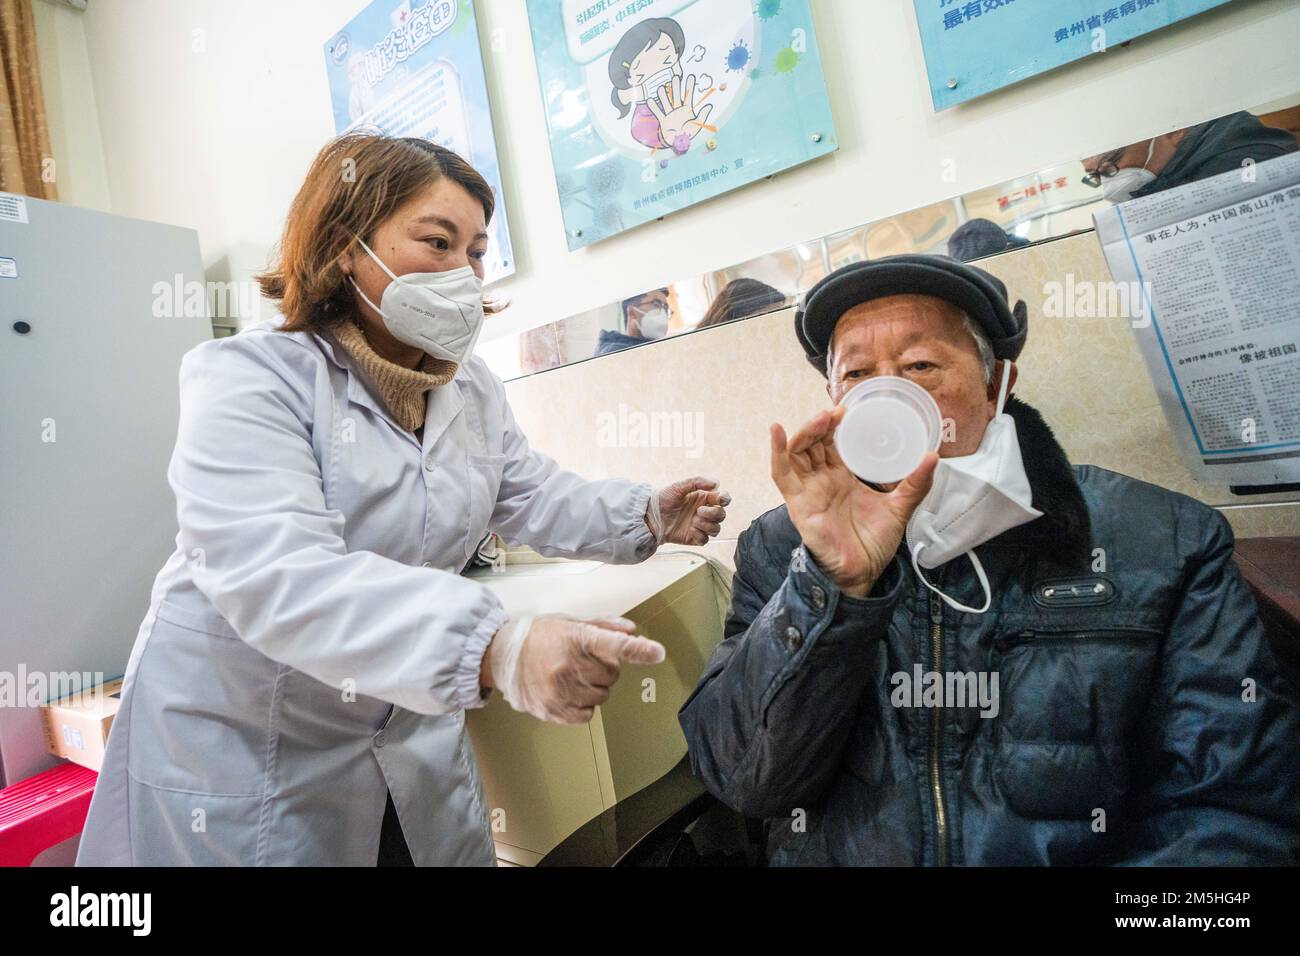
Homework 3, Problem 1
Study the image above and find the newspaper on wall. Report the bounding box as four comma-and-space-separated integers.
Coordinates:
1093, 151, 1300, 487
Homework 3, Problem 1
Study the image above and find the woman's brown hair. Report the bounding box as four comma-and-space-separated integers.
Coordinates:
259, 134, 498, 332
697, 277, 786, 328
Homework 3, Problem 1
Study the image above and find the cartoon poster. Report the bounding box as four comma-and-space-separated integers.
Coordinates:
324, 0, 515, 281
913, 0, 1236, 111
527, 0, 838, 250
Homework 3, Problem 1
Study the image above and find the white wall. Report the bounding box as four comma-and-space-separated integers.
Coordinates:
44, 0, 1300, 341
32, 0, 112, 211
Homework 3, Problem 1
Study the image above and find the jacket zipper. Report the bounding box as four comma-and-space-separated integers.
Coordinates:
993, 626, 1159, 653
927, 583, 948, 867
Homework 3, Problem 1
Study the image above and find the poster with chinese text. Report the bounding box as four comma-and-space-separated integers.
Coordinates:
324, 0, 515, 281
913, 0, 1236, 111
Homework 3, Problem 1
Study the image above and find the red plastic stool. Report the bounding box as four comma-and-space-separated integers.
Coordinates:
0, 762, 98, 866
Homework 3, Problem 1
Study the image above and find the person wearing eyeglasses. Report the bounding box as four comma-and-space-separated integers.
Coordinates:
1080, 109, 1297, 203
595, 287, 674, 356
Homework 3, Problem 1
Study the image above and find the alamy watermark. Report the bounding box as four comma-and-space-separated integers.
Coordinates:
0, 667, 107, 708
50, 886, 150, 936
890, 665, 999, 718
152, 274, 262, 323
596, 403, 704, 459
1042, 275, 1153, 327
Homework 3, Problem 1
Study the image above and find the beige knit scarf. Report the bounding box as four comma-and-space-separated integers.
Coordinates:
329, 320, 457, 431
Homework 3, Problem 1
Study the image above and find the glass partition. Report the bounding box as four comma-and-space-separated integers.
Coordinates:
481, 94, 1300, 382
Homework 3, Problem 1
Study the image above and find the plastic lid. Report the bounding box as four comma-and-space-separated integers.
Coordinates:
833, 376, 942, 483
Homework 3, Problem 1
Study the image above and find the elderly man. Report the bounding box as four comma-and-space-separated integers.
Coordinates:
679, 255, 1300, 866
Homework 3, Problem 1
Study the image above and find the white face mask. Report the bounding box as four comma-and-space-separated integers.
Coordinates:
636, 307, 669, 340
904, 361, 1043, 614
639, 66, 676, 103
348, 234, 485, 365
1101, 138, 1157, 204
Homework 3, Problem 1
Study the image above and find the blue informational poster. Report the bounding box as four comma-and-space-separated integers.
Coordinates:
526, 0, 838, 251
324, 0, 515, 281
913, 0, 1236, 111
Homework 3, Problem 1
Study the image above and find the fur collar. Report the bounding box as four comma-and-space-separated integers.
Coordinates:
863, 395, 1092, 569
996, 395, 1093, 569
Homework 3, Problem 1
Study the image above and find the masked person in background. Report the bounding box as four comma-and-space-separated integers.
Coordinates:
679, 255, 1300, 865
76, 135, 730, 867
595, 287, 673, 355
1082, 109, 1298, 204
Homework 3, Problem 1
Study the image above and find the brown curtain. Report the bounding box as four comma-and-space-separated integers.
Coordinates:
0, 0, 57, 200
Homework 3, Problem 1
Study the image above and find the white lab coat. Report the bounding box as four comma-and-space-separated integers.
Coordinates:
75, 324, 655, 866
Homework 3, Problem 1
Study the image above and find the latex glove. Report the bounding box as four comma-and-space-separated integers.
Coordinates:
646, 477, 731, 546
486, 615, 666, 724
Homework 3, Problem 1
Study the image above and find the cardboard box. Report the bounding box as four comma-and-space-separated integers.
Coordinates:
465, 554, 727, 865
41, 678, 123, 771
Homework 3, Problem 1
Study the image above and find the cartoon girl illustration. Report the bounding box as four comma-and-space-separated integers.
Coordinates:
609, 17, 714, 154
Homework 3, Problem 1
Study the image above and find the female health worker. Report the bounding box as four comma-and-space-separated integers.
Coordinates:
75, 135, 729, 866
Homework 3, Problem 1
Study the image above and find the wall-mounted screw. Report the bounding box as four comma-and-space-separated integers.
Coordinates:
946, 77, 958, 89
811, 132, 823, 143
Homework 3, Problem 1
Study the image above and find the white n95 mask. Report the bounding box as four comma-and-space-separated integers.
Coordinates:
349, 233, 485, 364
637, 307, 669, 340
640, 67, 676, 103
904, 360, 1042, 614
1101, 139, 1157, 204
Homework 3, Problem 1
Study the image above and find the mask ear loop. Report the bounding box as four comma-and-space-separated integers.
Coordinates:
346, 232, 397, 323
348, 276, 385, 321
349, 230, 479, 301
910, 543, 992, 614
994, 357, 1012, 416
351, 233, 400, 283
906, 359, 1009, 616
1140, 137, 1156, 172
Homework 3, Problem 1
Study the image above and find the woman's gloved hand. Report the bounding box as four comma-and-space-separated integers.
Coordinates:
646, 477, 731, 546
485, 615, 666, 724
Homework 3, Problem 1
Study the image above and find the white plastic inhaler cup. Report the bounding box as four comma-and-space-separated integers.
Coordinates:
833, 376, 943, 484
